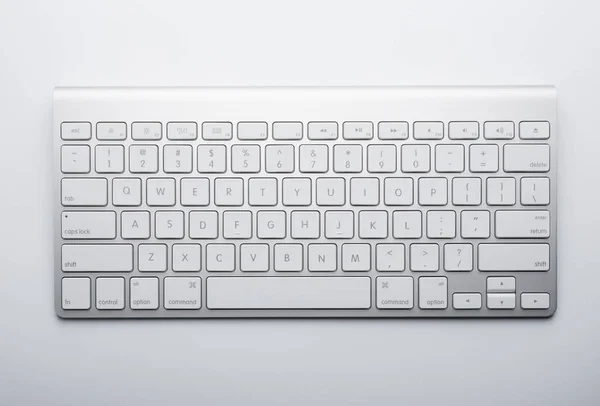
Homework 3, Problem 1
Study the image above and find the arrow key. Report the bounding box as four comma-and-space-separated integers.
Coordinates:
487, 293, 516, 310
487, 276, 516, 293
521, 293, 550, 309
453, 293, 482, 309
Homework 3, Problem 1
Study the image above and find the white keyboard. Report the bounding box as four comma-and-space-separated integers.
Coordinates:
54, 86, 557, 318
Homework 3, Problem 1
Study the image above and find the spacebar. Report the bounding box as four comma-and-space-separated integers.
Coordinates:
207, 277, 371, 309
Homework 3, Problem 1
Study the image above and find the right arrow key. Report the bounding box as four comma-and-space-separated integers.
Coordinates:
521, 293, 550, 309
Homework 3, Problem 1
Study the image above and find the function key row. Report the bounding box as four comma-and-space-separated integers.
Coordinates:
60, 121, 551, 142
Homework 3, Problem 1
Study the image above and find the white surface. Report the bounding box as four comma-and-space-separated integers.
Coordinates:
0, 0, 599, 404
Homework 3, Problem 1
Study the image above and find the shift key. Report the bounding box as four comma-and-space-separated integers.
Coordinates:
62, 244, 133, 272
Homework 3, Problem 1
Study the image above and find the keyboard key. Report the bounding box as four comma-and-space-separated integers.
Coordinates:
470, 144, 498, 172
376, 277, 413, 309
167, 122, 197, 140
202, 122, 232, 140
96, 122, 126, 140
419, 276, 447, 309
61, 277, 91, 309
426, 210, 456, 239
248, 178, 278, 206
378, 121, 408, 140
299, 144, 328, 173
350, 178, 379, 206
206, 244, 235, 272
487, 293, 516, 309
95, 277, 125, 310
172, 244, 202, 272
197, 145, 227, 173
163, 145, 193, 173
189, 211, 218, 239
180, 178, 210, 206
410, 244, 439, 272
487, 277, 516, 293
61, 122, 91, 140
132, 122, 162, 140
61, 178, 107, 207
478, 243, 550, 271
138, 244, 168, 272
282, 178, 312, 206
121, 211, 150, 239
62, 244, 133, 272
452, 293, 481, 309
240, 244, 269, 272
367, 145, 396, 173
358, 211, 388, 239
324, 211, 354, 239
273, 122, 302, 140
414, 121, 443, 140
504, 144, 550, 172
484, 121, 514, 140
342, 244, 371, 271
155, 211, 184, 239
61, 211, 116, 240
521, 177, 550, 206
393, 211, 422, 239
95, 145, 124, 173
257, 211, 286, 239
343, 121, 373, 140
486, 177, 516, 205
376, 244, 405, 272
231, 145, 260, 173
206, 276, 371, 309
113, 178, 142, 206
308, 244, 337, 271
308, 122, 338, 140
146, 178, 176, 206
316, 177, 345, 206
520, 121, 550, 140
274, 244, 303, 272
238, 122, 267, 140
130, 277, 159, 310
495, 210, 550, 238
452, 178, 481, 206
334, 145, 362, 173
61, 145, 90, 173
521, 293, 550, 309
435, 144, 464, 173
129, 145, 158, 173
164, 277, 201, 309
401, 145, 430, 172
418, 178, 448, 206
214, 178, 244, 206
384, 178, 413, 206
444, 243, 473, 271
460, 210, 490, 239
223, 211, 252, 239
291, 211, 320, 239
449, 121, 479, 140
265, 145, 294, 173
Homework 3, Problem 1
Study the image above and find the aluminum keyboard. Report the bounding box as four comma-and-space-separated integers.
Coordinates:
53, 86, 557, 318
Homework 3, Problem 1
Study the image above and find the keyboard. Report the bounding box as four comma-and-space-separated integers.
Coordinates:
54, 86, 557, 318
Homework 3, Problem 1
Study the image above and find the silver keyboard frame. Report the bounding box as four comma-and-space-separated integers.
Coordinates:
53, 86, 557, 318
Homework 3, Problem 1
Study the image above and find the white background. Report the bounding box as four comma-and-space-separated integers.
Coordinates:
1, 0, 599, 405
